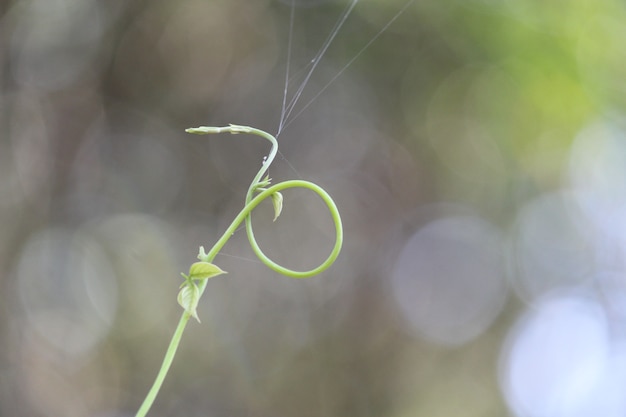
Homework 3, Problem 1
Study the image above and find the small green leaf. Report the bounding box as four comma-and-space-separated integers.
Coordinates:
271, 191, 283, 221
188, 261, 227, 281
197, 246, 209, 261
180, 272, 191, 287
177, 282, 201, 322
256, 175, 272, 189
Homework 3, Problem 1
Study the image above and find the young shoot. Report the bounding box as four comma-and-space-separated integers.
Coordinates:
135, 1, 417, 414
134, 125, 343, 417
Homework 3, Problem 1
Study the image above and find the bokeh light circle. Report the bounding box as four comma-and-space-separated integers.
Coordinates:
391, 215, 507, 346
499, 290, 626, 417
16, 227, 118, 355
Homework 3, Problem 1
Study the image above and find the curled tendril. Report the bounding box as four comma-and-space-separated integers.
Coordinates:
135, 124, 343, 417
187, 124, 343, 279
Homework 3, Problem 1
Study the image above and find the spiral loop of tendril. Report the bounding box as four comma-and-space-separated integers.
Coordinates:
188, 124, 343, 281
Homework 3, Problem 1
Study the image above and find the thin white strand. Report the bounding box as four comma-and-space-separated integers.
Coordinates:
278, 0, 359, 136
216, 252, 264, 265
277, 149, 303, 179
282, 0, 415, 131
278, 0, 297, 134
280, 0, 358, 126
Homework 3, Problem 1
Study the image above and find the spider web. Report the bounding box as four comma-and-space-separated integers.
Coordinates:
276, 0, 416, 137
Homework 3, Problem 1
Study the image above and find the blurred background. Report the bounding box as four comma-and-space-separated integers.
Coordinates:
2, 0, 626, 416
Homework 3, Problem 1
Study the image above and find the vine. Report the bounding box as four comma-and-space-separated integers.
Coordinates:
135, 124, 343, 417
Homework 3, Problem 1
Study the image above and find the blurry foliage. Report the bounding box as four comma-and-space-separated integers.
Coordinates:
1, 0, 626, 416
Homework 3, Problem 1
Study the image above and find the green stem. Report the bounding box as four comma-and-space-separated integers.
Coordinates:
135, 125, 343, 416
135, 313, 191, 417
